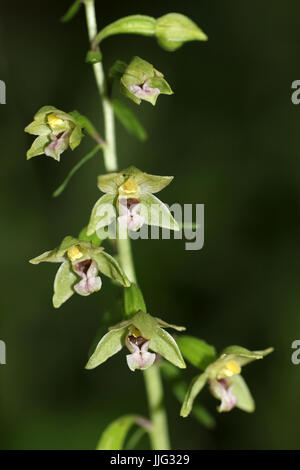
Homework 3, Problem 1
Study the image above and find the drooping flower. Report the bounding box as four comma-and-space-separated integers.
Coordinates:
120, 56, 173, 106
86, 166, 179, 235
29, 236, 130, 308
85, 310, 186, 372
25, 106, 83, 161
180, 344, 273, 416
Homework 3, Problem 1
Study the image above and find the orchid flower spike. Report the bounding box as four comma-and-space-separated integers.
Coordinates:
29, 236, 130, 308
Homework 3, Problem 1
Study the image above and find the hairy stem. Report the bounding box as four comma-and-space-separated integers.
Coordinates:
84, 0, 170, 450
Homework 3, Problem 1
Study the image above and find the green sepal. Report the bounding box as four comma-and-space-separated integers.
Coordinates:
26, 135, 50, 160
220, 346, 274, 367
149, 328, 186, 369
93, 251, 130, 287
93, 15, 156, 46
87, 193, 116, 235
180, 372, 208, 418
140, 192, 179, 231
156, 13, 208, 51
85, 50, 103, 64
124, 284, 147, 318
176, 335, 217, 370
230, 374, 255, 413
24, 118, 50, 136
112, 99, 147, 142
29, 236, 79, 264
52, 260, 77, 308
85, 328, 127, 369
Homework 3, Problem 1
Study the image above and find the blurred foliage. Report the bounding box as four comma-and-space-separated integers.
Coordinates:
0, 0, 300, 449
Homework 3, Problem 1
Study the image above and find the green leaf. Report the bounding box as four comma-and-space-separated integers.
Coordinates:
112, 99, 147, 142
61, 0, 82, 23
53, 145, 101, 197
78, 226, 102, 246
150, 328, 186, 369
124, 284, 147, 318
94, 251, 130, 287
87, 193, 116, 235
140, 192, 179, 231
156, 13, 208, 51
85, 328, 127, 370
177, 336, 217, 370
52, 260, 77, 308
230, 374, 255, 413
93, 15, 156, 47
96, 415, 141, 450
180, 372, 208, 418
86, 50, 102, 64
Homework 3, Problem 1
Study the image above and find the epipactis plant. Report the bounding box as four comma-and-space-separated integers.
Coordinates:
25, 0, 273, 451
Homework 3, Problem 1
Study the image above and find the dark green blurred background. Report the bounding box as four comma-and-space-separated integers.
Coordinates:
0, 0, 299, 449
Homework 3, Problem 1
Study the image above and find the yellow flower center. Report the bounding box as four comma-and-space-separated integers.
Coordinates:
47, 113, 64, 129
130, 326, 142, 337
221, 360, 241, 377
67, 245, 83, 262
119, 177, 140, 196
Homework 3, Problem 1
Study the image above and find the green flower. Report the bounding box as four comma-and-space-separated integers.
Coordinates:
25, 106, 83, 161
120, 57, 173, 106
87, 166, 179, 235
86, 310, 186, 371
30, 236, 130, 308
180, 345, 273, 416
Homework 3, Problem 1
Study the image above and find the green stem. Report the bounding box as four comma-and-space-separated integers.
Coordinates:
84, 0, 170, 450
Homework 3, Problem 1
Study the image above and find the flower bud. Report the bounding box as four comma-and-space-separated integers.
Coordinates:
156, 13, 208, 52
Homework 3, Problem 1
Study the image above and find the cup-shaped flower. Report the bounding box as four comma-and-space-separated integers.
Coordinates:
87, 166, 179, 235
29, 236, 130, 308
120, 57, 173, 106
25, 106, 83, 161
156, 13, 208, 52
85, 310, 186, 372
180, 345, 273, 417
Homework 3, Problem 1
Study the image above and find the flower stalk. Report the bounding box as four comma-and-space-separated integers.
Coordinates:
84, 0, 170, 450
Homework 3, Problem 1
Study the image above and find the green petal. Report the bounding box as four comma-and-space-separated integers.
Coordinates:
87, 193, 116, 235
180, 372, 208, 417
230, 374, 255, 413
26, 135, 50, 160
52, 260, 77, 308
69, 124, 83, 150
85, 328, 127, 369
93, 251, 130, 287
97, 172, 125, 193
149, 328, 186, 369
130, 311, 158, 339
135, 172, 173, 194
25, 118, 50, 136
140, 193, 179, 230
